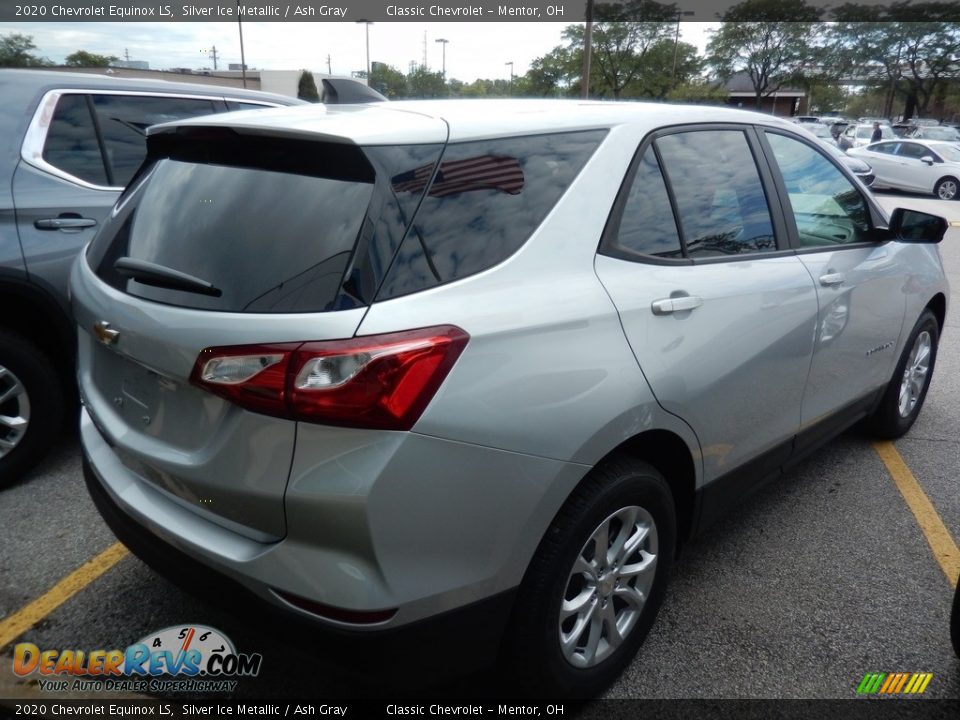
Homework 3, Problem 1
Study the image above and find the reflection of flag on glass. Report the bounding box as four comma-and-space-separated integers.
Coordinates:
392, 155, 524, 197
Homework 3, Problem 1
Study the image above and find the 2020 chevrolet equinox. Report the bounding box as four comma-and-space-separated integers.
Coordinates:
72, 100, 949, 696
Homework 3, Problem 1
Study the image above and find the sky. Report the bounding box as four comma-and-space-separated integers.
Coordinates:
0, 21, 718, 82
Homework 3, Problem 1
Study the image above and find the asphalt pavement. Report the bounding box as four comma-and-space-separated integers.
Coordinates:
0, 191, 958, 706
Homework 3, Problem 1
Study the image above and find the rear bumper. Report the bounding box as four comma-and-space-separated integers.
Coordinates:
83, 445, 516, 676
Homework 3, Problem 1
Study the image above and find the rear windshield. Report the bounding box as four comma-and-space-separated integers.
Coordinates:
88, 136, 441, 313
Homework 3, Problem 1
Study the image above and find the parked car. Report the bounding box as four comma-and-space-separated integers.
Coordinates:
0, 70, 387, 484
73, 100, 948, 696
839, 123, 896, 150
795, 125, 875, 186
793, 115, 822, 124
849, 139, 960, 199
908, 125, 960, 144
892, 122, 916, 138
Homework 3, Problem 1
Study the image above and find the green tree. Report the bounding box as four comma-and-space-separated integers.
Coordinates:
64, 50, 118, 67
369, 62, 407, 99
624, 40, 701, 99
0, 33, 51, 67
406, 67, 446, 98
563, 18, 674, 99
524, 47, 578, 97
298, 70, 319, 102
707, 0, 823, 109
831, 3, 960, 119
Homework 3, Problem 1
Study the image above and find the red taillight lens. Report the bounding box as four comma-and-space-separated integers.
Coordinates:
190, 326, 469, 430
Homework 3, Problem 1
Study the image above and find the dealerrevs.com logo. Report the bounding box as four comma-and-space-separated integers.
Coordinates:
13, 625, 262, 693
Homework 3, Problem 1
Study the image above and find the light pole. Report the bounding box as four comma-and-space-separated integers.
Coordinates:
580, 0, 593, 98
505, 60, 514, 86
236, 1, 246, 88
670, 10, 695, 89
356, 20, 373, 78
435, 38, 449, 81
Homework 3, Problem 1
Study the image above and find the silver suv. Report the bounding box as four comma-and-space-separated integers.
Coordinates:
73, 100, 949, 696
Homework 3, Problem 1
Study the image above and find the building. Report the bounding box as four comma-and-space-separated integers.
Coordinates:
721, 72, 808, 117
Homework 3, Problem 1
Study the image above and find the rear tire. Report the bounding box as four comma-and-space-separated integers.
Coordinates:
934, 177, 959, 200
866, 310, 938, 439
0, 330, 64, 486
503, 457, 676, 697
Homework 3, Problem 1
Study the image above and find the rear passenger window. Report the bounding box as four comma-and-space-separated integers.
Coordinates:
91, 95, 218, 185
377, 130, 606, 300
612, 147, 682, 258
42, 94, 108, 186
765, 133, 870, 247
656, 130, 776, 257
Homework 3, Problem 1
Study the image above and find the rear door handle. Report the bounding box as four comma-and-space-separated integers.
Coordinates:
651, 296, 703, 315
819, 272, 846, 287
34, 216, 97, 230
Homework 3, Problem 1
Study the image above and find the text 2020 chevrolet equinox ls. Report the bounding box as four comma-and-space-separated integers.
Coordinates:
72, 100, 949, 696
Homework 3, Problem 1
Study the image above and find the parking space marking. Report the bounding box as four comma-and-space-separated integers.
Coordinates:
0, 542, 129, 650
874, 440, 959, 588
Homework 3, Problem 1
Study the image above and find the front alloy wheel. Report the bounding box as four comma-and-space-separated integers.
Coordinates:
0, 365, 30, 457
560, 506, 657, 668
898, 331, 931, 418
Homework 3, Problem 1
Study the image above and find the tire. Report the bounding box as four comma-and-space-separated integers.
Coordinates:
866, 309, 938, 439
934, 176, 959, 200
503, 457, 676, 697
0, 329, 65, 486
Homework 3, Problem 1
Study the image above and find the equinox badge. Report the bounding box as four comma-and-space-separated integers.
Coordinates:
93, 321, 120, 346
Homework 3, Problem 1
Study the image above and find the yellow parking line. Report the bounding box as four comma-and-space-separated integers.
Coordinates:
0, 542, 129, 650
873, 441, 959, 589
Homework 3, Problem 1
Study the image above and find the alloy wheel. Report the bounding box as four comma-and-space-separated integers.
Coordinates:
558, 505, 658, 668
0, 364, 30, 458
898, 331, 931, 418
937, 179, 958, 200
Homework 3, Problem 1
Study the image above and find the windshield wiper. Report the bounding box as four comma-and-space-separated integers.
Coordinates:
113, 258, 222, 297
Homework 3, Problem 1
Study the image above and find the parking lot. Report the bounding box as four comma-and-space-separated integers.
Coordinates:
0, 191, 957, 703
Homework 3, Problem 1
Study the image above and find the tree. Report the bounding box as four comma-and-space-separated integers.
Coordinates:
524, 47, 578, 97
832, 3, 960, 120
406, 67, 446, 98
624, 40, 701, 99
298, 70, 319, 102
562, 18, 675, 99
0, 33, 51, 67
64, 50, 118, 67
369, 62, 407, 99
707, 0, 824, 109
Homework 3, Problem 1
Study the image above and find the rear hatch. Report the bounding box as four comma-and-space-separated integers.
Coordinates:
73, 112, 446, 540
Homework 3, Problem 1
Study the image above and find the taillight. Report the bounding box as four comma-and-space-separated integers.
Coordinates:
190, 326, 469, 430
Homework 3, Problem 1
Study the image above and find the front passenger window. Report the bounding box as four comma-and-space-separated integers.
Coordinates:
765, 133, 871, 248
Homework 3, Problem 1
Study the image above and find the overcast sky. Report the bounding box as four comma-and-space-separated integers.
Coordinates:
1, 21, 717, 81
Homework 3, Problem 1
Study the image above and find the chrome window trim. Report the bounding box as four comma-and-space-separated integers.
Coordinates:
21, 88, 284, 191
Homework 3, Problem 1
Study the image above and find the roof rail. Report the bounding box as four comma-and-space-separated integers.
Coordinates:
321, 78, 387, 105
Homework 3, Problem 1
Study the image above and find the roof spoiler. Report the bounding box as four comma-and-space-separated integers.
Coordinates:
321, 78, 387, 105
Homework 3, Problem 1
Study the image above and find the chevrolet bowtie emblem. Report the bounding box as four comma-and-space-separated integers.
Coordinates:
93, 321, 120, 346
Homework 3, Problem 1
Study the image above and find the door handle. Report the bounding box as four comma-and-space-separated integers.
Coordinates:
651, 296, 703, 315
819, 272, 846, 287
34, 216, 97, 230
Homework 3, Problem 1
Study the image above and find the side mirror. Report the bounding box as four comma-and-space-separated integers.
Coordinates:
921, 155, 936, 165
889, 208, 948, 244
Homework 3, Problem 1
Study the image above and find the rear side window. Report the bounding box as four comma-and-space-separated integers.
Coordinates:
91, 95, 218, 185
377, 130, 606, 300
656, 130, 776, 257
611, 147, 682, 258
42, 94, 108, 186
